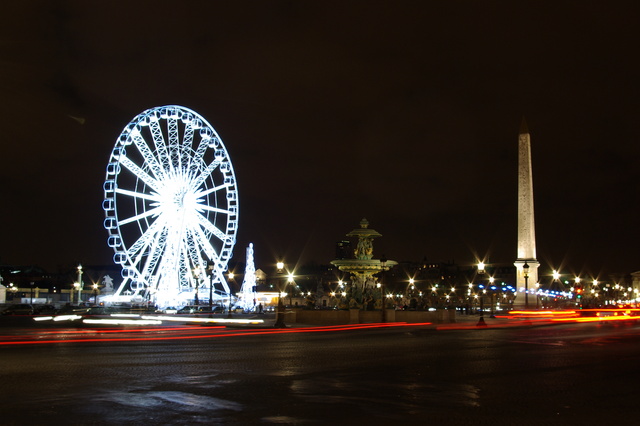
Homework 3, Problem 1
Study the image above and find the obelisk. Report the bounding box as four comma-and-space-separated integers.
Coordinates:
514, 118, 539, 309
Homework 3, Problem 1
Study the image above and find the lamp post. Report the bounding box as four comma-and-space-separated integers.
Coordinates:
477, 262, 487, 326
380, 255, 387, 322
72, 282, 78, 305
523, 262, 530, 309
93, 283, 99, 305
489, 277, 496, 318
227, 272, 234, 318
8, 283, 15, 300
193, 268, 200, 306
274, 261, 286, 328
205, 261, 214, 317
77, 264, 83, 305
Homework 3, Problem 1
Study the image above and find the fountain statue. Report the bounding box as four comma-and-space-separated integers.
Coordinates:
330, 218, 397, 309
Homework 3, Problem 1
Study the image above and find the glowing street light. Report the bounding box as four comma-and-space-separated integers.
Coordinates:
76, 264, 83, 305
274, 261, 287, 328
192, 266, 203, 306
380, 255, 388, 323
93, 283, 99, 305
523, 262, 530, 309
489, 276, 496, 317
476, 262, 488, 326
227, 272, 235, 318
206, 261, 215, 317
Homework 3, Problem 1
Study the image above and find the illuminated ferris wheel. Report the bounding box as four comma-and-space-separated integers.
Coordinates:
102, 105, 238, 308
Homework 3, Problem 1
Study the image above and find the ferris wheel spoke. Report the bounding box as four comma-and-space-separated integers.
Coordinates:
115, 187, 159, 202
201, 243, 223, 276
127, 232, 164, 287
195, 213, 232, 245
199, 204, 231, 215
139, 230, 167, 287
119, 156, 161, 192
189, 222, 215, 258
118, 205, 162, 226
126, 216, 166, 260
177, 244, 194, 287
182, 123, 195, 172
189, 137, 211, 178
113, 277, 130, 297
131, 129, 166, 180
168, 116, 181, 172
185, 231, 206, 275
197, 183, 231, 197
148, 119, 171, 173
213, 268, 230, 293
190, 159, 222, 190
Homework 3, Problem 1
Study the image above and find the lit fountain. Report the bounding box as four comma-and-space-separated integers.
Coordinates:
330, 218, 397, 309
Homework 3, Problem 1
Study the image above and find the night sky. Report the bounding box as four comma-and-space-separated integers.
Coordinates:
1, 1, 639, 280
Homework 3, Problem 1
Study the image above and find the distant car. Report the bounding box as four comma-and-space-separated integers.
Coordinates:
177, 305, 225, 314
1, 304, 34, 315
79, 307, 115, 316
177, 305, 198, 314
33, 304, 57, 315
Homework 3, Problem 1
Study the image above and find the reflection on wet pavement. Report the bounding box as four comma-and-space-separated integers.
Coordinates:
106, 390, 242, 411
291, 376, 481, 412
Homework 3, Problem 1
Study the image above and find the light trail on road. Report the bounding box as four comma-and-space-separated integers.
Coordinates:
0, 322, 432, 346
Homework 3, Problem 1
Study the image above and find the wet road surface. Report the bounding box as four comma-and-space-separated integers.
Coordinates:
1, 321, 639, 425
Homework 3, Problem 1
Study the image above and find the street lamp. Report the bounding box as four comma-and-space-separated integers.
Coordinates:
380, 255, 387, 322
523, 262, 530, 309
93, 283, 99, 305
274, 261, 287, 328
207, 262, 214, 318
475, 262, 488, 326
227, 272, 234, 318
489, 277, 496, 318
192, 267, 201, 306
77, 264, 83, 305
73, 282, 80, 305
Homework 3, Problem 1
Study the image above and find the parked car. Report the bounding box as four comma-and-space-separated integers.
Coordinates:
1, 304, 34, 315
33, 304, 57, 315
177, 305, 225, 314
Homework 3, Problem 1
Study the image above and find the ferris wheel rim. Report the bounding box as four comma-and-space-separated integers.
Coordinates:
103, 105, 238, 304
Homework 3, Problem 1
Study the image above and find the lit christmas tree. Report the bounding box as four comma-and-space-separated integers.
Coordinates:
238, 243, 257, 311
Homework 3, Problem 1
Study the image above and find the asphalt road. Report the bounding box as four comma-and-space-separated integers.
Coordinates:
1, 321, 639, 425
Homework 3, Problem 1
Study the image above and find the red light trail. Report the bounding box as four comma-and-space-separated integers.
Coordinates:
0, 322, 432, 346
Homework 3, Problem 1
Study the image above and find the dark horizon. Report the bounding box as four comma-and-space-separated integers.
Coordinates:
1, 2, 639, 281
